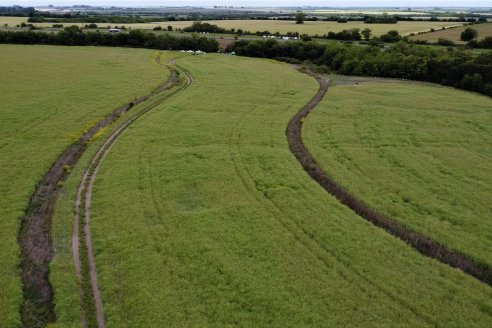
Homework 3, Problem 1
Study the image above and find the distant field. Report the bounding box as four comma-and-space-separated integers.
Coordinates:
47, 53, 492, 327
113, 20, 465, 37
0, 16, 463, 36
310, 10, 429, 15
0, 45, 168, 327
410, 22, 492, 43
0, 16, 25, 26
304, 81, 492, 267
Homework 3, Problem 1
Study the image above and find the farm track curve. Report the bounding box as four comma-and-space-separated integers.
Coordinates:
286, 75, 492, 287
72, 57, 193, 328
17, 53, 183, 328
227, 84, 435, 323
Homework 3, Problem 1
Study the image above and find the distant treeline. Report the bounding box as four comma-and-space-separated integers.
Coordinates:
25, 13, 489, 25
0, 6, 35, 16
230, 39, 492, 97
325, 15, 487, 23
0, 27, 219, 52
324, 28, 492, 48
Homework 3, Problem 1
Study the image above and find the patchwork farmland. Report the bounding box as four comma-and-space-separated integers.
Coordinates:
0, 17, 491, 327
0, 16, 464, 37
409, 22, 492, 43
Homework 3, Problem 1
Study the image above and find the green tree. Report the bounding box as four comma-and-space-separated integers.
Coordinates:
295, 11, 306, 24
461, 28, 478, 41
301, 34, 312, 42
461, 73, 483, 91
361, 28, 372, 40
380, 30, 401, 43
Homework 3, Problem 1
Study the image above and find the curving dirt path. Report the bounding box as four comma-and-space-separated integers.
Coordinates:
17, 53, 181, 328
286, 75, 492, 287
72, 57, 193, 328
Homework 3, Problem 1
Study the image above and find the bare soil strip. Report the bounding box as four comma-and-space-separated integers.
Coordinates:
72, 57, 193, 328
286, 76, 492, 287
17, 54, 178, 328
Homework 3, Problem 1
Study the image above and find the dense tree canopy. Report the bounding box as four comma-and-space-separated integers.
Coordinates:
0, 26, 219, 52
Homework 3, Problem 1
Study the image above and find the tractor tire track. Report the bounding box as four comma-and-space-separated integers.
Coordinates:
227, 89, 435, 324
17, 53, 179, 328
72, 57, 193, 328
286, 75, 492, 287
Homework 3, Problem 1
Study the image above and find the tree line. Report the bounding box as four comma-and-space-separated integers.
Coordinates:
0, 26, 219, 52
325, 27, 492, 49
230, 39, 492, 96
0, 6, 35, 16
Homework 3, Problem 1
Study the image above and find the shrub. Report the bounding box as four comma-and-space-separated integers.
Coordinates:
380, 30, 401, 43
477, 36, 492, 48
273, 57, 302, 64
467, 36, 492, 49
63, 165, 71, 174
301, 34, 312, 42
326, 29, 361, 41
461, 28, 478, 41
437, 38, 455, 46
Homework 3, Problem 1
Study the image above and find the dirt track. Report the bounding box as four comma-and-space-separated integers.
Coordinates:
17, 54, 180, 328
286, 75, 492, 287
72, 57, 193, 328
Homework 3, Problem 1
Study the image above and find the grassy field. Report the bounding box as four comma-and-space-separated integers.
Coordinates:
0, 16, 462, 36
410, 22, 492, 43
0, 45, 169, 327
49, 53, 492, 326
0, 16, 25, 26
304, 81, 492, 268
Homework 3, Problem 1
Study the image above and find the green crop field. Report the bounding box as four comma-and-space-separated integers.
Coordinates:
49, 53, 492, 327
304, 81, 492, 268
409, 22, 492, 43
0, 16, 462, 36
0, 45, 168, 327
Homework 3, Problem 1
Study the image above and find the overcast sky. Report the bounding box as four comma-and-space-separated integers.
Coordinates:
4, 1, 492, 8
